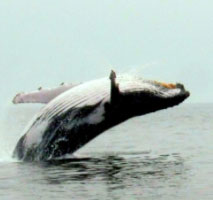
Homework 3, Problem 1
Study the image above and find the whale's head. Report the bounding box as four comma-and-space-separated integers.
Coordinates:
118, 76, 190, 117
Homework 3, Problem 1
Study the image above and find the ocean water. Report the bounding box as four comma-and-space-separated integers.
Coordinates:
0, 103, 212, 200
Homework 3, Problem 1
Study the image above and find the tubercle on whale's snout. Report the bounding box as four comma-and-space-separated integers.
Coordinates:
175, 83, 190, 98
176, 83, 185, 90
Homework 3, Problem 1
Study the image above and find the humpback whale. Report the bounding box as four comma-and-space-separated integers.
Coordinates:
13, 71, 190, 161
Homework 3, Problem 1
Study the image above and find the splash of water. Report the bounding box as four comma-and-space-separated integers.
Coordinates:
0, 103, 42, 162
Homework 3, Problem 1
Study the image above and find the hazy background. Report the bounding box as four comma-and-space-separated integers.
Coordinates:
0, 0, 212, 112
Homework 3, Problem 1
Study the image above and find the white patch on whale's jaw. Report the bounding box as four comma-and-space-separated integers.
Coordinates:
63, 102, 106, 131
24, 119, 50, 149
85, 103, 105, 125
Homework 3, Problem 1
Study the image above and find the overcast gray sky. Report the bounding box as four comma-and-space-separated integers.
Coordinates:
0, 0, 212, 109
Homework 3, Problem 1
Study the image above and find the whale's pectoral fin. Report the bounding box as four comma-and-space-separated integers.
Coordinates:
12, 83, 80, 104
109, 70, 120, 104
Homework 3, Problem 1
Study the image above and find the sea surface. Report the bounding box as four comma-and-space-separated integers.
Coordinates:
0, 103, 212, 200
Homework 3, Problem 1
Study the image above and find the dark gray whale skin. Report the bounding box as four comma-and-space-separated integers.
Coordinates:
13, 72, 190, 161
